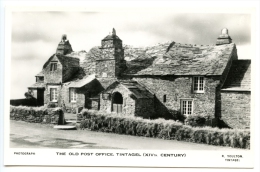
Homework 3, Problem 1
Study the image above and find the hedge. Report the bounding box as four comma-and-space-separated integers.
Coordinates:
10, 105, 64, 124
79, 109, 250, 149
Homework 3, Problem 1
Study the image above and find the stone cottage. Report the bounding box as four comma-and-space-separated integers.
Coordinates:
27, 28, 251, 129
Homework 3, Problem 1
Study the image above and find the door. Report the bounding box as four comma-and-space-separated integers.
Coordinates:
37, 89, 44, 106
112, 92, 123, 113
85, 93, 92, 109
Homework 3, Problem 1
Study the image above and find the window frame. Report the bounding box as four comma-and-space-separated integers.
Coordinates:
70, 88, 77, 103
50, 62, 58, 71
193, 76, 205, 93
181, 99, 193, 116
50, 87, 58, 102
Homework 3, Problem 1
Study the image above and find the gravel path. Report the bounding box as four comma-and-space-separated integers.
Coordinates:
10, 120, 246, 150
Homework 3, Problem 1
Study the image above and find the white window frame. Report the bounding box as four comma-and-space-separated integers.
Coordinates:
181, 99, 193, 116
193, 76, 205, 93
70, 88, 77, 103
50, 87, 58, 102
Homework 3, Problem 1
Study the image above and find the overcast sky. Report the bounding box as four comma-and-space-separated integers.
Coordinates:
11, 12, 251, 99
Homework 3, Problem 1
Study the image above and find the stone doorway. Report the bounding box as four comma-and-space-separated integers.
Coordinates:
112, 92, 123, 113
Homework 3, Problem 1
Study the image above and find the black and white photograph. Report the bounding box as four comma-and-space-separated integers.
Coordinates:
2, 2, 259, 169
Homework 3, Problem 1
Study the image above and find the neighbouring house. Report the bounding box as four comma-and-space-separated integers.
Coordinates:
25, 28, 251, 129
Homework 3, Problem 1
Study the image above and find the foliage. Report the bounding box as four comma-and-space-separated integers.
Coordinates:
79, 109, 250, 149
169, 109, 186, 122
185, 115, 213, 127
47, 103, 58, 108
10, 105, 63, 124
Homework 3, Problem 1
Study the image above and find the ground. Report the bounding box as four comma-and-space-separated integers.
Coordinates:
9, 120, 246, 150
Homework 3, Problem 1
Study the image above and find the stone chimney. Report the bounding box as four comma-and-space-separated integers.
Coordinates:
96, 28, 126, 78
112, 28, 116, 36
216, 28, 232, 45
56, 34, 73, 55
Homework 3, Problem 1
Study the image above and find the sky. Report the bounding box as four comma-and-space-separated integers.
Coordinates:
11, 12, 251, 99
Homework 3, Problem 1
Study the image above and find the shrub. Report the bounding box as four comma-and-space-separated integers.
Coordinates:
79, 109, 250, 149
10, 105, 63, 124
185, 115, 214, 127
169, 110, 186, 122
47, 103, 57, 108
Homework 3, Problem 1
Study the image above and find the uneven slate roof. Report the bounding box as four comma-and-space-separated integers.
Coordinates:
42, 54, 80, 69
124, 42, 237, 76
56, 54, 80, 67
66, 74, 96, 88
222, 60, 251, 91
120, 80, 154, 99
35, 70, 44, 77
28, 82, 45, 88
67, 50, 88, 64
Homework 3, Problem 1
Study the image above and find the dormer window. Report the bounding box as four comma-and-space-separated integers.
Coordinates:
36, 76, 44, 82
193, 76, 205, 93
50, 62, 57, 71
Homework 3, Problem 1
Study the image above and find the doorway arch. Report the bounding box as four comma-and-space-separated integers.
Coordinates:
112, 92, 123, 113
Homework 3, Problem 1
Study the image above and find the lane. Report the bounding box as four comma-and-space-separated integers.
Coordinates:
9, 120, 246, 150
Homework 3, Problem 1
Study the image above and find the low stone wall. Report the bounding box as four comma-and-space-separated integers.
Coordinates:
221, 91, 250, 129
10, 106, 65, 124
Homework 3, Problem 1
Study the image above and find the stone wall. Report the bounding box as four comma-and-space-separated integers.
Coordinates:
102, 39, 122, 49
100, 83, 136, 115
44, 56, 63, 84
44, 84, 62, 106
61, 80, 104, 112
56, 41, 73, 55
134, 76, 221, 119
100, 83, 154, 118
135, 98, 155, 118
96, 47, 125, 78
221, 91, 250, 129
96, 59, 116, 78
10, 106, 64, 124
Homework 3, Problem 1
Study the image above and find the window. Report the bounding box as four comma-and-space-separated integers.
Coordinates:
70, 88, 77, 102
181, 99, 193, 116
50, 62, 57, 71
163, 95, 166, 103
50, 88, 58, 102
193, 76, 204, 93
36, 76, 44, 82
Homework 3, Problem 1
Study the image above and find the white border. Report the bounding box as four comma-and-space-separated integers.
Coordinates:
1, 1, 260, 171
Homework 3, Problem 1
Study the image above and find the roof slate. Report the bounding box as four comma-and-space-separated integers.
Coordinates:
120, 80, 154, 99
222, 60, 251, 91
103, 80, 154, 99
35, 70, 44, 77
67, 74, 96, 88
42, 54, 80, 69
124, 43, 237, 76
28, 82, 45, 88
